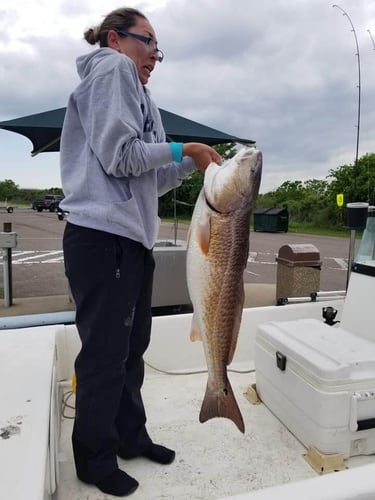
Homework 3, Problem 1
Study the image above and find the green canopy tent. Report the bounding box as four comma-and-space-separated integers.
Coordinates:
0, 107, 255, 156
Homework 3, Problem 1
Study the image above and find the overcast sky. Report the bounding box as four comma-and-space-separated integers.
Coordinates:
0, 0, 374, 194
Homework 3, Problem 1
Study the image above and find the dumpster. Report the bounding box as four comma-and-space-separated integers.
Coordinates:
253, 208, 269, 231
276, 243, 321, 303
253, 207, 288, 232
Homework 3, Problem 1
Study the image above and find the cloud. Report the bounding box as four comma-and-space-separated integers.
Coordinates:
149, 0, 375, 192
0, 0, 374, 193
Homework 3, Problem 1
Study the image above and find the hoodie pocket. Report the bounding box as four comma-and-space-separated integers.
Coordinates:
106, 197, 138, 226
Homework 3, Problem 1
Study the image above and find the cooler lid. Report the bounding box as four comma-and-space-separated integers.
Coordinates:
257, 318, 375, 382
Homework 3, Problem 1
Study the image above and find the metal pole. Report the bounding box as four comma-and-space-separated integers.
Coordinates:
3, 249, 9, 307
333, 5, 361, 201
2, 222, 13, 307
173, 187, 177, 245
346, 228, 356, 289
368, 29, 375, 50
7, 247, 12, 306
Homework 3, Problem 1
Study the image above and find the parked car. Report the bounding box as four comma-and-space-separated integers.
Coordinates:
0, 200, 14, 213
32, 195, 64, 212
56, 206, 69, 221
32, 199, 43, 210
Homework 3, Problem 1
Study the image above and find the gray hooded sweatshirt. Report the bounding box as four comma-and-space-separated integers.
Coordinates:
60, 48, 196, 249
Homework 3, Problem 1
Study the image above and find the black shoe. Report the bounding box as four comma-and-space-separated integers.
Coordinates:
118, 443, 176, 465
78, 469, 138, 497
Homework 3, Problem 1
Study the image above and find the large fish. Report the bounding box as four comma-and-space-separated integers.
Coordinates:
186, 147, 262, 433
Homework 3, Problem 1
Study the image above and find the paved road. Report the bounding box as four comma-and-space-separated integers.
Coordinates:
0, 208, 356, 298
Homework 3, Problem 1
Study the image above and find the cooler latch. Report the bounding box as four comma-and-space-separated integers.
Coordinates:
276, 351, 287, 371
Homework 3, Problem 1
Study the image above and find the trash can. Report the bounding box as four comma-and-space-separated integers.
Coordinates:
253, 207, 288, 232
276, 244, 321, 303
346, 202, 369, 230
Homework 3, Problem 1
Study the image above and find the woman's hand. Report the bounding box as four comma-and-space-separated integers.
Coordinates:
183, 143, 222, 173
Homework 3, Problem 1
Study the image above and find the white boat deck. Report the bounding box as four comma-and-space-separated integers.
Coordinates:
57, 364, 375, 500
3, 270, 375, 499
54, 272, 375, 499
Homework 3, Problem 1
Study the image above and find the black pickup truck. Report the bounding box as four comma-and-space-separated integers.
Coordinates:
32, 195, 64, 212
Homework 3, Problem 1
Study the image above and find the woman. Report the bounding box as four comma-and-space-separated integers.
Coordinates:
60, 6, 221, 497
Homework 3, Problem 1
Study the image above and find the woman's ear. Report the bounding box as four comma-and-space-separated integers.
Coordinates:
107, 30, 121, 51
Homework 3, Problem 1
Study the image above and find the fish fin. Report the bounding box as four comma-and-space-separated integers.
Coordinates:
199, 376, 245, 433
190, 315, 202, 341
197, 213, 211, 255
227, 286, 245, 365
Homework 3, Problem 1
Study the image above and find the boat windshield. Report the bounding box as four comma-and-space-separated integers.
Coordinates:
353, 206, 375, 275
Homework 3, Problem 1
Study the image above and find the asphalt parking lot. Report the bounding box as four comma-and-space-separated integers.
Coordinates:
0, 207, 354, 301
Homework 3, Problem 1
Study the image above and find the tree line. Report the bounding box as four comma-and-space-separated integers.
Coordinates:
257, 152, 375, 229
0, 180, 63, 205
1, 146, 374, 230
159, 147, 375, 229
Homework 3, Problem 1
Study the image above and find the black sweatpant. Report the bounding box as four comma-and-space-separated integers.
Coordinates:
63, 222, 155, 483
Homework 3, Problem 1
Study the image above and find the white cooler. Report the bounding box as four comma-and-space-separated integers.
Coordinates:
255, 318, 375, 458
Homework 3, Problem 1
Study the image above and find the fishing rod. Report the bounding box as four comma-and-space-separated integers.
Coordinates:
368, 29, 375, 50
333, 4, 361, 202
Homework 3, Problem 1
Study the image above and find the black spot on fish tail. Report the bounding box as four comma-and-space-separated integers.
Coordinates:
199, 376, 245, 433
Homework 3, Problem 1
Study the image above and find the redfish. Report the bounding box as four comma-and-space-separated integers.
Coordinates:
186, 147, 262, 433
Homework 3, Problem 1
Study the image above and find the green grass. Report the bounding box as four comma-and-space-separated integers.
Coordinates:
286, 221, 363, 238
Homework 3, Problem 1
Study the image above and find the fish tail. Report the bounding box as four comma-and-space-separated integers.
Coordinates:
199, 376, 245, 433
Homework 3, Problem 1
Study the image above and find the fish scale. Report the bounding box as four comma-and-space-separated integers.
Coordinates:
187, 147, 262, 433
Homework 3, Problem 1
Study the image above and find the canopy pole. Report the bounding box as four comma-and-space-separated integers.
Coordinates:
31, 136, 61, 157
